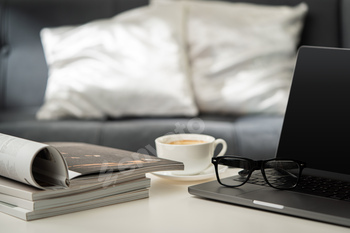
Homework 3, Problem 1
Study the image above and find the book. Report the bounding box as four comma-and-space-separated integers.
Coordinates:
0, 188, 149, 221
0, 172, 146, 201
0, 177, 150, 211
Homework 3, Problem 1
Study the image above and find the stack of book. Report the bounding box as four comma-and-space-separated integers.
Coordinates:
0, 134, 183, 220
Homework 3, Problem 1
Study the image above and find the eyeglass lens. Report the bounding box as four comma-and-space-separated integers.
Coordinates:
216, 157, 300, 189
215, 157, 252, 186
263, 160, 300, 189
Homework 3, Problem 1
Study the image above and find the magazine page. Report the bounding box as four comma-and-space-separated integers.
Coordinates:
0, 133, 69, 189
47, 142, 184, 180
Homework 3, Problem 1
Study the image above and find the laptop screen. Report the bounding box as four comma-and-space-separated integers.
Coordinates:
276, 46, 350, 176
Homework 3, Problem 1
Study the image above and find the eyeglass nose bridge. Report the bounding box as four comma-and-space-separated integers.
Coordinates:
252, 160, 263, 170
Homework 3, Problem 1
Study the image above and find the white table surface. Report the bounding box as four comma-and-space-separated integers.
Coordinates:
0, 173, 349, 233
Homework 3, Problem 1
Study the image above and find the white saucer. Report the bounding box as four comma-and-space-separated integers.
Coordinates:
152, 166, 226, 182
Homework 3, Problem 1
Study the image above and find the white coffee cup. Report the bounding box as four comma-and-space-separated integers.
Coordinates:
155, 134, 227, 175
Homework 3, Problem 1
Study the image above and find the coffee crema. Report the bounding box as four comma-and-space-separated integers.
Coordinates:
167, 140, 207, 145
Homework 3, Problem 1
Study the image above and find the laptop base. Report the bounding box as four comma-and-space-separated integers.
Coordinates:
189, 179, 350, 228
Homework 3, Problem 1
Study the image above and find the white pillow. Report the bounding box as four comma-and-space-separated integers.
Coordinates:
37, 4, 198, 120
185, 1, 308, 115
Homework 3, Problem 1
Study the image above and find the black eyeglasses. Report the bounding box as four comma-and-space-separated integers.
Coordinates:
212, 156, 305, 190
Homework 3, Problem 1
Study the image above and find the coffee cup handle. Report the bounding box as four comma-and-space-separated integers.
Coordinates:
195, 138, 227, 174
202, 138, 227, 172
213, 138, 227, 157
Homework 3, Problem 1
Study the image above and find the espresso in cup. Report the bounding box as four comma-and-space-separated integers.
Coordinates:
167, 140, 207, 145
155, 134, 227, 175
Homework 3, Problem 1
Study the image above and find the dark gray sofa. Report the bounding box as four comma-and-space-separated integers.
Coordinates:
0, 0, 349, 159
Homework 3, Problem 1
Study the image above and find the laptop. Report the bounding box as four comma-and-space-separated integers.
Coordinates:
188, 46, 350, 227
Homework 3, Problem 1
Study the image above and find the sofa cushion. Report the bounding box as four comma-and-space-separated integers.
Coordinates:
0, 109, 102, 144
36, 3, 198, 120
0, 108, 283, 160
185, 1, 307, 115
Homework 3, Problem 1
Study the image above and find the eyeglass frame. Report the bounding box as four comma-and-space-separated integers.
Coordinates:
212, 156, 306, 190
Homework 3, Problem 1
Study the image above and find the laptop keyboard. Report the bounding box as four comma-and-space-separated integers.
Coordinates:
293, 175, 350, 201
244, 172, 350, 201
